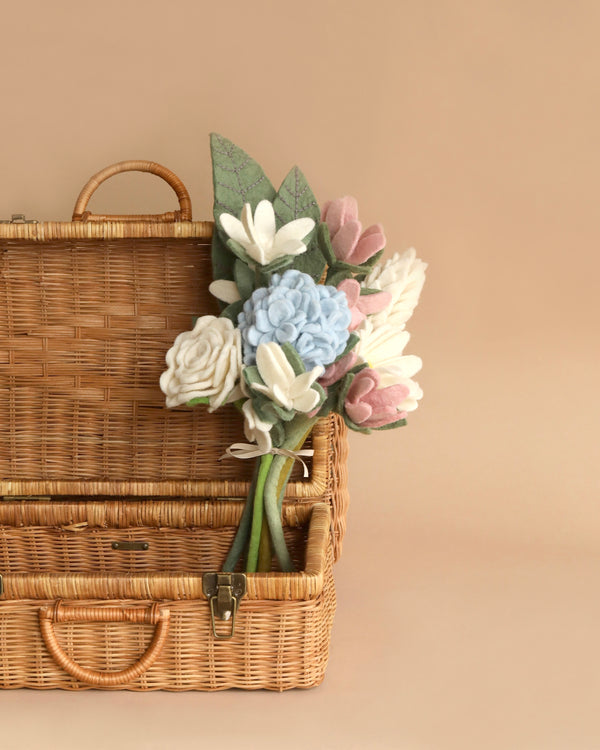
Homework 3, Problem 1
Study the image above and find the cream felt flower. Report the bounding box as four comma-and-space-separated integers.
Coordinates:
361, 248, 427, 329
242, 399, 273, 452
219, 200, 315, 266
159, 315, 242, 411
209, 279, 241, 304
355, 319, 423, 411
250, 342, 323, 413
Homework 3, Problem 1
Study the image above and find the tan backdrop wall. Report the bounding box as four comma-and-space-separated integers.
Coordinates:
1, 2, 599, 749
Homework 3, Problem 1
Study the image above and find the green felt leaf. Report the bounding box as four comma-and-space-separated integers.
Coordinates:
270, 421, 285, 448
220, 299, 243, 324
326, 268, 354, 287
311, 382, 326, 410
272, 166, 325, 282
294, 237, 327, 282
343, 415, 372, 434
316, 385, 339, 418
337, 333, 360, 360
210, 134, 276, 285
260, 255, 295, 275
280, 342, 305, 377
362, 248, 384, 269
211, 231, 235, 284
360, 286, 382, 296
186, 397, 210, 406
273, 165, 320, 228
317, 222, 336, 267
336, 372, 355, 415
252, 395, 295, 424
331, 259, 372, 275
234, 259, 255, 301
211, 133, 276, 222
226, 238, 254, 266
374, 417, 407, 431
243, 366, 263, 387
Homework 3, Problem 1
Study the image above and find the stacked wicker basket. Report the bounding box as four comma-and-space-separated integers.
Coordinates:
0, 162, 348, 690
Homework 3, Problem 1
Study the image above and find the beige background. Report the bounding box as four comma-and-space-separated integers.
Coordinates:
1, 1, 599, 748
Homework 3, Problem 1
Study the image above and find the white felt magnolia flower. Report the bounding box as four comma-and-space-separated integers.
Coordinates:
242, 399, 273, 452
355, 319, 423, 411
250, 342, 323, 413
219, 200, 315, 266
361, 248, 427, 329
160, 315, 242, 411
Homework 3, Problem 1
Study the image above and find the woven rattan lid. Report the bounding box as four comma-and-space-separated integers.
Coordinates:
0, 163, 348, 532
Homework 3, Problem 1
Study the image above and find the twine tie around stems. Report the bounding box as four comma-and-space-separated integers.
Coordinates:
219, 443, 314, 478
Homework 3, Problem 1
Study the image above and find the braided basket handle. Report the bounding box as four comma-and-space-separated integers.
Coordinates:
72, 160, 192, 222
39, 600, 170, 687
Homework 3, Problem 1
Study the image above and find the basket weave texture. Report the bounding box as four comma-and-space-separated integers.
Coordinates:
0, 161, 349, 690
0, 502, 335, 690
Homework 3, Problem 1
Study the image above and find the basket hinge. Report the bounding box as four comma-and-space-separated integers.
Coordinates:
0, 574, 3, 597
0, 214, 38, 224
202, 572, 247, 640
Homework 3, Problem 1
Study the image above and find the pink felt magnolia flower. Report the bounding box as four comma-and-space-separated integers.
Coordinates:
344, 368, 409, 429
319, 351, 358, 388
337, 278, 391, 331
321, 196, 386, 265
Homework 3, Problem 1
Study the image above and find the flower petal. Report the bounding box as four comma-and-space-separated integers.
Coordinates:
356, 290, 391, 315
288, 367, 323, 399
252, 200, 276, 248
337, 278, 361, 308
351, 226, 386, 264
274, 238, 308, 259
274, 217, 315, 247
208, 280, 242, 304
322, 196, 358, 236
255, 341, 295, 390
219, 213, 249, 247
331, 220, 362, 262
292, 387, 320, 413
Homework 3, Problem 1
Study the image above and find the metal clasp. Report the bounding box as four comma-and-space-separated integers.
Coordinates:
112, 541, 150, 551
0, 214, 39, 224
202, 572, 247, 640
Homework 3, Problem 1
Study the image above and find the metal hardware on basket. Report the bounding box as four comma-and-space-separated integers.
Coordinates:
0, 214, 39, 224
202, 572, 247, 640
0, 574, 3, 597
111, 541, 150, 551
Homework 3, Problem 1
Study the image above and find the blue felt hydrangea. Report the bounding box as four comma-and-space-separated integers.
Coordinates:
238, 269, 352, 370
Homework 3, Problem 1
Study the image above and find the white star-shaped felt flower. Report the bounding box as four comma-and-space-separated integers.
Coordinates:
250, 342, 323, 413
219, 200, 315, 266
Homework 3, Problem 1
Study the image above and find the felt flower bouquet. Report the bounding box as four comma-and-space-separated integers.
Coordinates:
160, 134, 427, 573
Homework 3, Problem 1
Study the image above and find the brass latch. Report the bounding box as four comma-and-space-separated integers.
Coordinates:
202, 572, 247, 640
0, 214, 39, 224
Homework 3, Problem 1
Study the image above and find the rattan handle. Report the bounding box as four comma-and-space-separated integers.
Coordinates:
39, 600, 170, 687
72, 160, 192, 222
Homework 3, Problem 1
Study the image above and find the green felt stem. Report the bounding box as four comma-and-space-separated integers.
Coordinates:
222, 464, 259, 572
246, 454, 273, 573
256, 517, 272, 572
263, 415, 319, 573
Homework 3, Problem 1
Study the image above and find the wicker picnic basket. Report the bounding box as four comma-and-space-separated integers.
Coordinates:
0, 161, 349, 690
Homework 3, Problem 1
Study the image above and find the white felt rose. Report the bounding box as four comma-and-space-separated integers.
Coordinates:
355, 319, 423, 411
242, 399, 273, 453
160, 315, 242, 411
361, 248, 427, 330
250, 342, 323, 413
219, 200, 315, 266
